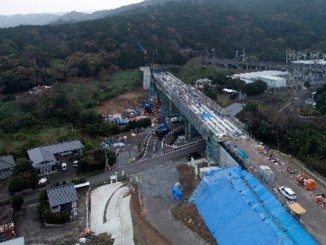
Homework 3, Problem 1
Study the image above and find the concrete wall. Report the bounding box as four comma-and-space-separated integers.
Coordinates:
217, 144, 239, 168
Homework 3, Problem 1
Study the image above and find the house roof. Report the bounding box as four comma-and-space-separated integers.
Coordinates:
1, 237, 25, 245
47, 183, 78, 207
27, 140, 83, 167
0, 155, 16, 171
0, 205, 14, 226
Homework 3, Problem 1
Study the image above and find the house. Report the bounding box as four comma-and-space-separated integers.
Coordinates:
1, 237, 25, 245
0, 205, 14, 241
27, 140, 84, 174
47, 183, 78, 216
0, 155, 16, 179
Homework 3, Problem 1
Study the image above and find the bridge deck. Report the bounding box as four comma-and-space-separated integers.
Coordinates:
154, 72, 242, 141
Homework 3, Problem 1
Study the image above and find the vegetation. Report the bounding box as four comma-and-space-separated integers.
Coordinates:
1, 0, 326, 94
237, 99, 326, 176
11, 196, 24, 212
8, 158, 38, 193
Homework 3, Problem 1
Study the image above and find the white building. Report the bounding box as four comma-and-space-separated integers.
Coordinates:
232, 70, 288, 88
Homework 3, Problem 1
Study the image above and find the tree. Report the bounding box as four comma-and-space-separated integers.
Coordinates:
8, 176, 26, 193
244, 80, 267, 96
11, 196, 24, 212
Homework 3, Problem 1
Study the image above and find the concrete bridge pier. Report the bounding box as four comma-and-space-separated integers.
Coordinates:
140, 66, 151, 89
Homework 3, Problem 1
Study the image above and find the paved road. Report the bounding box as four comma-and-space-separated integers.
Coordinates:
88, 141, 206, 185
22, 141, 205, 206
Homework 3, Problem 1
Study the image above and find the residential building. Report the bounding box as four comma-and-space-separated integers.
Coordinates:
47, 183, 78, 216
27, 140, 83, 174
0, 155, 16, 178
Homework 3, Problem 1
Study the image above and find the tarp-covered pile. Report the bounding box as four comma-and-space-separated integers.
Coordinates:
190, 166, 317, 245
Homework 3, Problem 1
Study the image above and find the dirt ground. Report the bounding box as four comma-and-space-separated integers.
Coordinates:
130, 184, 171, 245
96, 90, 147, 115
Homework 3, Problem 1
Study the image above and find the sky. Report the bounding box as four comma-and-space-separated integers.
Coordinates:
0, 0, 144, 16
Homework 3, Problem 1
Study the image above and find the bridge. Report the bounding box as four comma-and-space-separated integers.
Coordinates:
150, 70, 243, 165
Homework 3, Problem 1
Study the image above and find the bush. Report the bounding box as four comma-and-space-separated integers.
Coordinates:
8, 176, 26, 193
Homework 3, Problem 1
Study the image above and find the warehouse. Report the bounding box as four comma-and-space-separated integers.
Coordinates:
232, 70, 288, 88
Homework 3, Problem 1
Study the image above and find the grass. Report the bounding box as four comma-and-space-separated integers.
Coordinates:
0, 126, 76, 155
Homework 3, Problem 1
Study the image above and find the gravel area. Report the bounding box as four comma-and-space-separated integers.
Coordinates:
135, 160, 207, 245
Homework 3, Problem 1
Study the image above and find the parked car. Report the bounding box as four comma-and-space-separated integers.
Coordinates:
279, 186, 297, 200
61, 162, 68, 171
186, 152, 201, 161
38, 177, 48, 186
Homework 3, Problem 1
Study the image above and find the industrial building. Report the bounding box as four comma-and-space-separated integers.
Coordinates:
232, 70, 288, 88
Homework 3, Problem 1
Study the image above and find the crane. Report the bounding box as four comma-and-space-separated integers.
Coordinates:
152, 79, 168, 138
134, 36, 168, 137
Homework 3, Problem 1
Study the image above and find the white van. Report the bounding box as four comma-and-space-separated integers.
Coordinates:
61, 162, 67, 171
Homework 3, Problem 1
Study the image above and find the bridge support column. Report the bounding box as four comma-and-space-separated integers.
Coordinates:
184, 118, 192, 141
206, 131, 220, 163
139, 67, 151, 89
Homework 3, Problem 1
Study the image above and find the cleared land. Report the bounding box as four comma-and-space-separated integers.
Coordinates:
96, 90, 147, 115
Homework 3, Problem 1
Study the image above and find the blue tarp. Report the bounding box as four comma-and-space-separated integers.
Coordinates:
237, 148, 249, 159
190, 166, 318, 245
171, 185, 184, 200
202, 112, 212, 118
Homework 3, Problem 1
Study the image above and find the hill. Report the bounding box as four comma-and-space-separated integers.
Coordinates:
1, 0, 326, 94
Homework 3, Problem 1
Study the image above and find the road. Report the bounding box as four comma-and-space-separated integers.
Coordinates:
22, 141, 205, 206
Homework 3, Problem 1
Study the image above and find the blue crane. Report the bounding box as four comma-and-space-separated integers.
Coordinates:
152, 79, 168, 138
134, 36, 168, 137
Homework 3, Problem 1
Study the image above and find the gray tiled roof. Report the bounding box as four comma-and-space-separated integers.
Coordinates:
41, 140, 84, 154
0, 155, 16, 171
1, 237, 25, 245
47, 183, 78, 207
27, 140, 83, 167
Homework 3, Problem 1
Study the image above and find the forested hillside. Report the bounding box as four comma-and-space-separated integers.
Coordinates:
1, 0, 326, 94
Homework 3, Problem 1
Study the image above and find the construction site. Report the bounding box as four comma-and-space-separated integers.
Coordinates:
83, 61, 326, 245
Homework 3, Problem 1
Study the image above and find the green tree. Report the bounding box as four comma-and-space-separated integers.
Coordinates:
244, 80, 267, 96
11, 196, 24, 212
8, 176, 26, 193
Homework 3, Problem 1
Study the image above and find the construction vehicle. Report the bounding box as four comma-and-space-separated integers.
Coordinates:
141, 81, 153, 113
296, 174, 317, 190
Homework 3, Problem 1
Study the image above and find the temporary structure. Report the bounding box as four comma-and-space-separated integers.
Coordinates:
288, 202, 306, 215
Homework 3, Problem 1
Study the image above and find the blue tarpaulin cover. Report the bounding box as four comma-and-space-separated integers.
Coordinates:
171, 185, 184, 200
190, 166, 318, 245
202, 112, 212, 118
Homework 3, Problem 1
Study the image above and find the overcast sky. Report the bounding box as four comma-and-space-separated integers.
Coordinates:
0, 0, 144, 15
